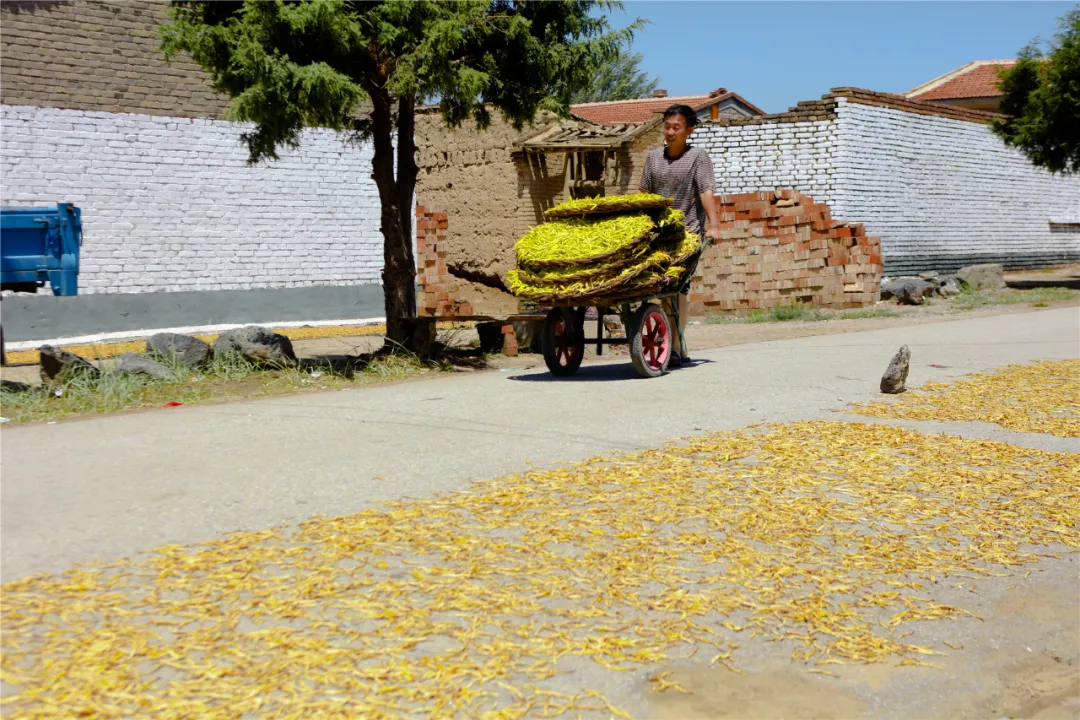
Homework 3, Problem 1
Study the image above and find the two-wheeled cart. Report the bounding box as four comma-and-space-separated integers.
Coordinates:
540, 238, 710, 379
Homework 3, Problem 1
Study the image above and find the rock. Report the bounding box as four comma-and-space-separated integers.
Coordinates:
936, 276, 962, 297
880, 345, 911, 394
115, 352, 172, 380
513, 319, 544, 353
955, 263, 1006, 291
1, 379, 31, 393
602, 316, 625, 336
882, 277, 936, 305
39, 345, 99, 383
212, 326, 297, 366
147, 332, 212, 367
918, 271, 940, 280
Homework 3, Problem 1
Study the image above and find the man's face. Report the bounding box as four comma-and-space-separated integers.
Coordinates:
664, 115, 692, 147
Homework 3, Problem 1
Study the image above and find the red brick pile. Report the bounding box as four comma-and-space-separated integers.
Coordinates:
690, 190, 882, 313
416, 206, 473, 317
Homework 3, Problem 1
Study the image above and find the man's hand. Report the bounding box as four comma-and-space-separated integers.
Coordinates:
705, 226, 722, 242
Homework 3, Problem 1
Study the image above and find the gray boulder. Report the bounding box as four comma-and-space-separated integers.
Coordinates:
936, 276, 962, 297
147, 332, 211, 367
212, 326, 297, 366
880, 345, 911, 394
39, 345, 99, 383
955, 263, 1006, 291
115, 352, 172, 380
882, 277, 936, 305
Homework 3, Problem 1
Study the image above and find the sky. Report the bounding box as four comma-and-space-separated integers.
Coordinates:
604, 1, 1073, 113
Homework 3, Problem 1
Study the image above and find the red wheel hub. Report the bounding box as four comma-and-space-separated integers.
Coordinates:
639, 310, 670, 371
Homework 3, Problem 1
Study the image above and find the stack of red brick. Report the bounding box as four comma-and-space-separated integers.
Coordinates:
416, 206, 473, 317
689, 190, 882, 314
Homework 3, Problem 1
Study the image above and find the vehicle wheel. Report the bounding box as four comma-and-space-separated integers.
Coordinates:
542, 307, 584, 376
629, 303, 671, 378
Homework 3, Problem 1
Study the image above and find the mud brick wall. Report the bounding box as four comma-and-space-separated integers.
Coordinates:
690, 190, 882, 314
415, 208, 473, 318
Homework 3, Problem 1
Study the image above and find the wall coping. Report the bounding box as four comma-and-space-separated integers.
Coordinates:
701, 87, 1006, 129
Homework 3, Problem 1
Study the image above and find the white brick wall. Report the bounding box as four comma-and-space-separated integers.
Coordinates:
694, 118, 837, 204
697, 97, 1080, 274
1, 105, 384, 294
830, 99, 1080, 273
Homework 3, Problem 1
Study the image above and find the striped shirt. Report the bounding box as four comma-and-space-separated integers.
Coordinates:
638, 145, 716, 235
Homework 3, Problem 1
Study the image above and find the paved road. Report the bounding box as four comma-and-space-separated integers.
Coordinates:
2, 307, 1077, 582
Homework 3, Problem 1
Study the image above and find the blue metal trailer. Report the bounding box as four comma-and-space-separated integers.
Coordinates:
1, 202, 82, 296
1, 203, 82, 364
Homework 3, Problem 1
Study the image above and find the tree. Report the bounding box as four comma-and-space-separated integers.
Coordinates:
993, 7, 1080, 174
570, 50, 659, 104
161, 0, 640, 349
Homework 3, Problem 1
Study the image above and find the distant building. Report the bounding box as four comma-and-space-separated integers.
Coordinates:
571, 88, 764, 125
906, 60, 1016, 113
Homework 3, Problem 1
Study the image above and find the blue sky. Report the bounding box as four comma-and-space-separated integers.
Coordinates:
604, 2, 1073, 113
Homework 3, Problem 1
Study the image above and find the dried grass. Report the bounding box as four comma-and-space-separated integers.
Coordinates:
850, 359, 1080, 438
4, 401, 1077, 717
543, 193, 671, 220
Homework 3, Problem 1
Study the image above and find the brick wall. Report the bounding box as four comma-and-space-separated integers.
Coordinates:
415, 207, 472, 317
0, 0, 228, 119
1, 0, 385, 295
1, 105, 383, 293
828, 97, 1080, 274
690, 190, 881, 314
695, 89, 1080, 275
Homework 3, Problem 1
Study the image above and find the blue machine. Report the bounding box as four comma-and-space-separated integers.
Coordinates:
1, 202, 82, 296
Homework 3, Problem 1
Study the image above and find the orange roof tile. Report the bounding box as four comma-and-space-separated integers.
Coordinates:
571, 88, 763, 124
907, 60, 1016, 101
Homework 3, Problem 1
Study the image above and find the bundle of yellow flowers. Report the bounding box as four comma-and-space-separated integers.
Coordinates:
505, 194, 702, 305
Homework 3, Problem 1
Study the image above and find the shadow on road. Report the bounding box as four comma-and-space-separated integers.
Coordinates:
508, 358, 715, 383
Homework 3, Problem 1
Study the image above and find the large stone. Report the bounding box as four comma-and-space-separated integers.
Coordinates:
147, 332, 212, 367
881, 277, 936, 305
955, 263, 1006, 291
880, 345, 911, 394
212, 326, 297, 366
935, 276, 962, 297
513, 319, 544, 353
39, 345, 99, 383
115, 352, 172, 380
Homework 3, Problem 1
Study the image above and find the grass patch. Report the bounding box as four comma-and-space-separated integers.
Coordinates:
952, 286, 1078, 310
0, 348, 468, 425
706, 305, 899, 325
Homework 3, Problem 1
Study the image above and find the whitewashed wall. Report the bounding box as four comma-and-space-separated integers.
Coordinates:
694, 118, 837, 205
697, 98, 1080, 274
1, 105, 384, 294
829, 98, 1080, 274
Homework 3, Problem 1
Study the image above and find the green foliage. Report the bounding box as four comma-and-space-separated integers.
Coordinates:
992, 7, 1080, 174
161, 0, 642, 163
570, 49, 659, 103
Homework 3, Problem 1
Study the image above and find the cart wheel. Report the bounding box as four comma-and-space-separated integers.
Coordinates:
542, 307, 584, 377
629, 303, 671, 378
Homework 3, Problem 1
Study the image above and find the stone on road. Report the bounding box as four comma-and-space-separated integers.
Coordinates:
880, 344, 911, 393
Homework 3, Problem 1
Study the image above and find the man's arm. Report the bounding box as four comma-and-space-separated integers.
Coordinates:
699, 189, 721, 241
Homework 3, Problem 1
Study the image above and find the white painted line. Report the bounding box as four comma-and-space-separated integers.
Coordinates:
5, 318, 387, 352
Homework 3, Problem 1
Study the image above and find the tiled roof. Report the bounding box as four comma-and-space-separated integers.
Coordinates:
907, 60, 1016, 101
571, 88, 763, 124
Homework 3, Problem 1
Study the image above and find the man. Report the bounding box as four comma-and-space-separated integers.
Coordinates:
639, 104, 721, 365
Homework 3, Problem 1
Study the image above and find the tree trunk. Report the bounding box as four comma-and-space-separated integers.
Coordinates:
369, 89, 422, 351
